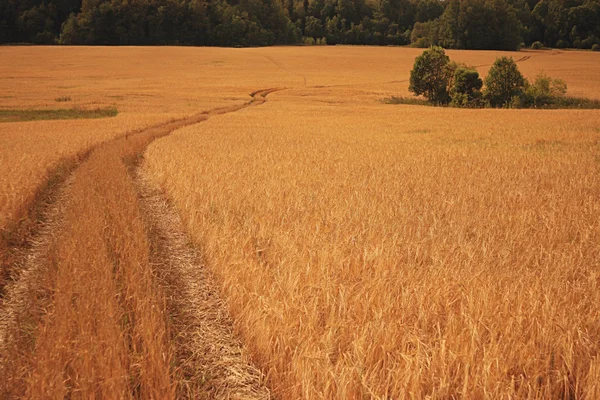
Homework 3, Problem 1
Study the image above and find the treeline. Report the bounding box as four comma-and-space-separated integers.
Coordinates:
1, 0, 599, 50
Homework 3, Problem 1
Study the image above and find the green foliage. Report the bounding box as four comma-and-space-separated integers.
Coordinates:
531, 40, 544, 49
1, 0, 599, 49
382, 96, 432, 106
593, 44, 600, 51
450, 66, 483, 107
516, 73, 567, 108
303, 36, 316, 45
484, 57, 527, 108
409, 46, 453, 105
556, 39, 569, 48
398, 49, 597, 110
432, 0, 524, 50
410, 20, 440, 48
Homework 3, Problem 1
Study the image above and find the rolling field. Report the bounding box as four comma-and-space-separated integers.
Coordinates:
1, 46, 599, 398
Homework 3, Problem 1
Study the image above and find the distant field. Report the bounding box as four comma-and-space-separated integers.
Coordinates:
1, 46, 599, 398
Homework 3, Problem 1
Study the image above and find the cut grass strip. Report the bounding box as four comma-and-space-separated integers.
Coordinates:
0, 107, 118, 123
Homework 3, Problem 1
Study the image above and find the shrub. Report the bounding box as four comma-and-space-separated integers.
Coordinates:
593, 44, 600, 52
531, 41, 544, 49
450, 66, 483, 107
303, 36, 315, 45
484, 57, 527, 108
517, 73, 568, 108
409, 46, 454, 105
556, 40, 569, 49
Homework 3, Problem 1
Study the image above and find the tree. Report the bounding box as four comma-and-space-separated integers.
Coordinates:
484, 57, 527, 107
451, 66, 483, 106
409, 46, 453, 104
304, 15, 324, 37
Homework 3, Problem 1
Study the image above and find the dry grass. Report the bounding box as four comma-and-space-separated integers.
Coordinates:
144, 50, 600, 397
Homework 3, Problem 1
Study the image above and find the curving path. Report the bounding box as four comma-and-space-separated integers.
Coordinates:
0, 89, 280, 399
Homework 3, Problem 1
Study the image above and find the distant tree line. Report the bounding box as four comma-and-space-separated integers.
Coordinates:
1, 0, 599, 50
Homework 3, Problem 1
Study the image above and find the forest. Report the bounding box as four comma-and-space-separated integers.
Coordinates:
0, 0, 599, 50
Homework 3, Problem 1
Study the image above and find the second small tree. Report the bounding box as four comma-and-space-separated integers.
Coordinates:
484, 57, 527, 108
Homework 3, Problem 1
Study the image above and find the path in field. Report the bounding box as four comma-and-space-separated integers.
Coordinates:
0, 89, 279, 398
136, 169, 270, 399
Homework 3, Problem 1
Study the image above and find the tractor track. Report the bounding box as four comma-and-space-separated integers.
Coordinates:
0, 88, 280, 398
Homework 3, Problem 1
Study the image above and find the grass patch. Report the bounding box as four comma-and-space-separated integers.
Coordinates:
544, 96, 600, 109
0, 107, 118, 123
383, 95, 600, 109
382, 96, 432, 106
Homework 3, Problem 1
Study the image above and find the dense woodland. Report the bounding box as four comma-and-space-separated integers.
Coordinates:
0, 0, 599, 50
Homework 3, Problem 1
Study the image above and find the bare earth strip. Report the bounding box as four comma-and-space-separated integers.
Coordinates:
135, 168, 271, 399
0, 89, 279, 398
0, 176, 73, 397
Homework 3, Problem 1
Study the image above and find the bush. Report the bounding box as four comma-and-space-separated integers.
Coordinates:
593, 44, 600, 52
409, 46, 454, 105
484, 57, 527, 108
556, 40, 569, 49
531, 41, 544, 49
303, 36, 315, 45
516, 73, 568, 108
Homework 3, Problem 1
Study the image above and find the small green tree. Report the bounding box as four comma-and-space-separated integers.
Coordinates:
450, 66, 483, 107
409, 46, 453, 105
484, 57, 527, 108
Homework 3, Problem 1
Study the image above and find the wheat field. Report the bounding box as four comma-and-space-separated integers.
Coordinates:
1, 46, 599, 398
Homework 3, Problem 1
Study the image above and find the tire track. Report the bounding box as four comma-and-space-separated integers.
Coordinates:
262, 55, 307, 87
0, 88, 280, 398
135, 169, 271, 399
473, 53, 533, 69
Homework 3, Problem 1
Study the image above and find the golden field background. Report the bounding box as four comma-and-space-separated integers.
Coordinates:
2, 46, 599, 233
2, 46, 600, 398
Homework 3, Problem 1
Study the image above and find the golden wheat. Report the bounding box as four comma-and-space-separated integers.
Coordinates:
145, 53, 600, 397
1, 46, 599, 398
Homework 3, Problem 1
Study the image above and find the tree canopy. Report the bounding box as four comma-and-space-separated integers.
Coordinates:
409, 46, 453, 104
1, 0, 599, 49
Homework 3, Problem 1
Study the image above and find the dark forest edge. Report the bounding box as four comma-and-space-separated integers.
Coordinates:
1, 0, 600, 50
